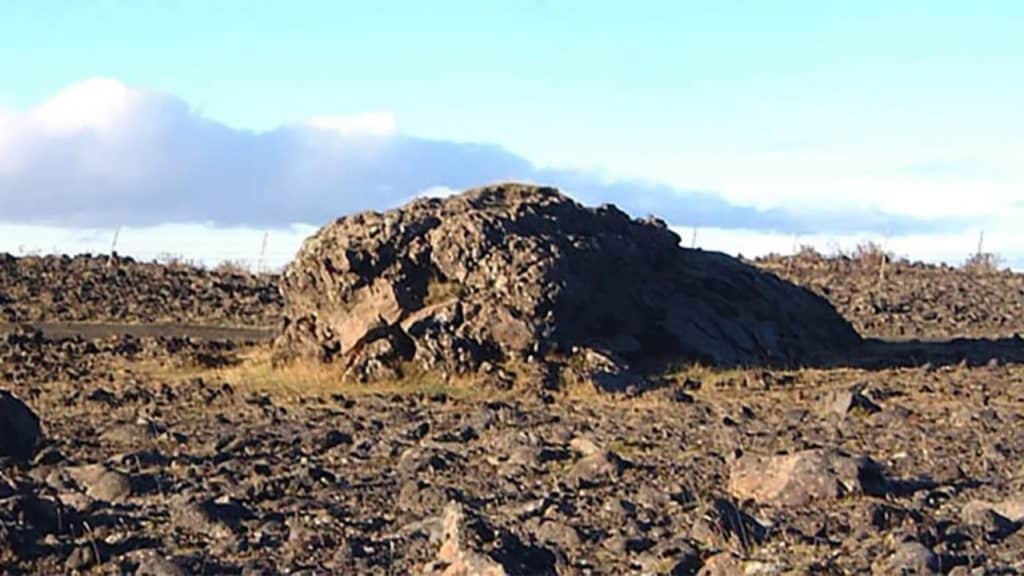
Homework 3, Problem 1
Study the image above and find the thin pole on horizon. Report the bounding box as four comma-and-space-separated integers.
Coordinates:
878, 233, 890, 287
690, 227, 698, 249
110, 226, 121, 255
258, 231, 269, 273
976, 230, 985, 258
785, 235, 799, 277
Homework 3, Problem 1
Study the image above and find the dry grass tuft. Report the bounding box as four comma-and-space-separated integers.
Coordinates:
962, 251, 1004, 274
423, 278, 466, 307
142, 346, 497, 402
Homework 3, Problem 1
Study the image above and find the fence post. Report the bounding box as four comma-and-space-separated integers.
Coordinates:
110, 226, 121, 256
257, 231, 269, 273
877, 234, 889, 287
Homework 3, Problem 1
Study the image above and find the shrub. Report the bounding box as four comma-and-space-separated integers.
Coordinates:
853, 241, 893, 266
962, 252, 1004, 274
214, 259, 253, 276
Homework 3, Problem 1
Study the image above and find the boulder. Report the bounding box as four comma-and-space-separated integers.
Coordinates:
66, 464, 132, 503
728, 449, 888, 507
0, 389, 44, 463
873, 541, 941, 574
423, 502, 506, 576
273, 184, 861, 383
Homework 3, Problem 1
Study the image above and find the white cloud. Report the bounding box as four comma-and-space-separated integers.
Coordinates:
307, 112, 398, 136
0, 78, 962, 239
416, 185, 460, 199
29, 77, 144, 135
642, 145, 1022, 221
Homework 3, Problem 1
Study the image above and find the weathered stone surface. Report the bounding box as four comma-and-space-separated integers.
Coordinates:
873, 541, 941, 574
0, 389, 44, 462
697, 552, 743, 576
423, 502, 506, 576
274, 184, 860, 382
728, 449, 887, 507
994, 494, 1024, 523
821, 388, 882, 417
134, 552, 186, 576
66, 464, 132, 503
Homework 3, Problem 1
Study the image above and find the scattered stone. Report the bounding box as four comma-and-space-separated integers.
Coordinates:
134, 552, 186, 576
874, 541, 941, 574
756, 248, 1024, 340
67, 464, 132, 503
568, 436, 603, 458
6, 211, 1024, 574
0, 253, 281, 326
66, 543, 103, 570
423, 502, 506, 576
567, 449, 624, 488
532, 519, 581, 552
728, 449, 887, 507
994, 495, 1024, 523
320, 429, 354, 451
690, 499, 769, 552
698, 552, 743, 576
962, 500, 1022, 540
821, 387, 882, 417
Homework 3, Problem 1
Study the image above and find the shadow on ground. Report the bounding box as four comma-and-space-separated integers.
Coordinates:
853, 336, 1024, 370
3, 320, 1023, 374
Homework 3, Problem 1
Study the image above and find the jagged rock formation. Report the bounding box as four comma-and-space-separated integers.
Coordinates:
273, 184, 860, 384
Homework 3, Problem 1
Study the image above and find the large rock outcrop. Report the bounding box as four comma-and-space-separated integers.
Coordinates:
273, 184, 860, 383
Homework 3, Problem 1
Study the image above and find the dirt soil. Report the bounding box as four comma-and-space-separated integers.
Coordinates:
2, 249, 1024, 574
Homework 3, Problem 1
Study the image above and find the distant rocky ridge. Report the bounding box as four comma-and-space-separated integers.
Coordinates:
0, 254, 282, 328
756, 250, 1024, 340
5, 204, 1024, 347
273, 183, 861, 386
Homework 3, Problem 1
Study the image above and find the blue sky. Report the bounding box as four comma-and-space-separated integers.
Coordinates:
1, 1, 1022, 267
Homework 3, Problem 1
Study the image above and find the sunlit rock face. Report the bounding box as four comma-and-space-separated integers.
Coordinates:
274, 183, 860, 384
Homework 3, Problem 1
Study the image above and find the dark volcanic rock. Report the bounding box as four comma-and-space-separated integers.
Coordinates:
756, 248, 1024, 340
0, 252, 281, 327
728, 449, 888, 507
274, 184, 859, 381
0, 389, 44, 462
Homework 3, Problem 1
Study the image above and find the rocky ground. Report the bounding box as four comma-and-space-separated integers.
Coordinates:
3, 193, 1024, 573
755, 249, 1024, 340
0, 254, 281, 328
6, 242, 1022, 343
2, 325, 1024, 574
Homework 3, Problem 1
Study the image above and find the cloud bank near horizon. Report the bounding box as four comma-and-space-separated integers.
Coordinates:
1, 78, 961, 235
